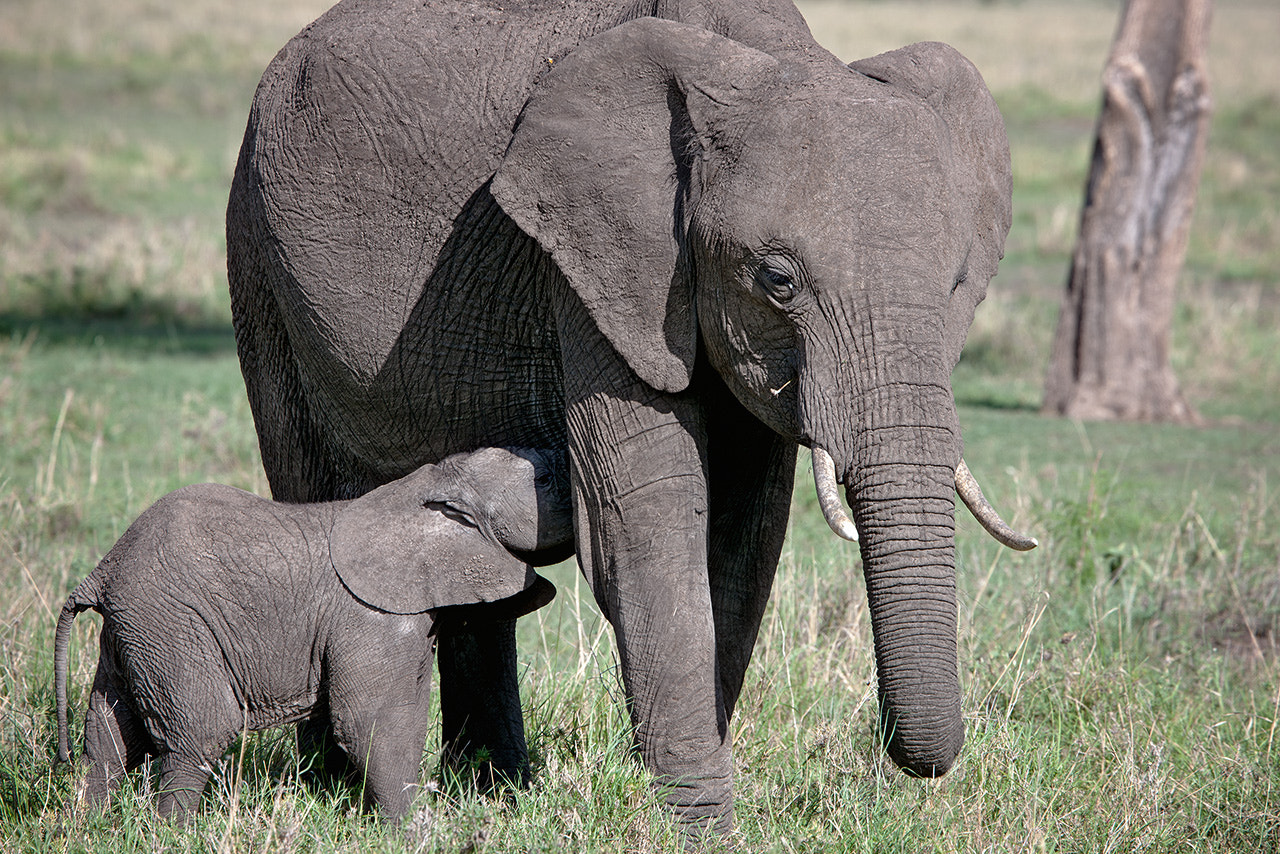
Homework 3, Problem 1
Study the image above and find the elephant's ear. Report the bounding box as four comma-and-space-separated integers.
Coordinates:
850, 42, 1012, 369
491, 18, 781, 393
330, 474, 537, 616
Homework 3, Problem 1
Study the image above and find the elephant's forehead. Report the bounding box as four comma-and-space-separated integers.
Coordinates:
745, 92, 950, 200
714, 99, 960, 261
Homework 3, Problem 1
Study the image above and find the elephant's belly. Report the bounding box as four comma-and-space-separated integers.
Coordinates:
300, 330, 568, 485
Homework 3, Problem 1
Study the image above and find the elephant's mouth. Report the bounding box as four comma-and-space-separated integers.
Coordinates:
810, 447, 1037, 551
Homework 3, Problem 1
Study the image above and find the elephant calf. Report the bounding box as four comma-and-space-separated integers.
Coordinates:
54, 446, 570, 824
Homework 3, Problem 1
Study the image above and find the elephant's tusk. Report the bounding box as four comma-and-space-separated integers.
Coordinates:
812, 447, 858, 542
954, 459, 1038, 551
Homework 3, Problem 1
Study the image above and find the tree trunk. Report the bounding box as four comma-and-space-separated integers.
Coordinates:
1042, 0, 1212, 423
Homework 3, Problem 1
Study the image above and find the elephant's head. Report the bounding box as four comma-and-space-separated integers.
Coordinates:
330, 446, 571, 617
492, 19, 1034, 776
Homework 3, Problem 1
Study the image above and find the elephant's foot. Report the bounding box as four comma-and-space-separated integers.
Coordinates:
666, 784, 736, 850
439, 744, 526, 796
647, 757, 736, 846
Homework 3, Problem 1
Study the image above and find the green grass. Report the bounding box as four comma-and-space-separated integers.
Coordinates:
2, 0, 1278, 851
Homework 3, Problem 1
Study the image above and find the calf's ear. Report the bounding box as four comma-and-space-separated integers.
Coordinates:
329, 478, 537, 616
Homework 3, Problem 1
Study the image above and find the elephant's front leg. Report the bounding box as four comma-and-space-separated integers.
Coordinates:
436, 618, 528, 788
562, 358, 731, 831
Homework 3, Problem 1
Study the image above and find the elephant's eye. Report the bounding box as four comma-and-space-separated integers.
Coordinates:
756, 260, 800, 305
425, 500, 479, 529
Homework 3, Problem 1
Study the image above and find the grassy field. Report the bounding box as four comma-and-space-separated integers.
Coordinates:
1, 0, 1277, 851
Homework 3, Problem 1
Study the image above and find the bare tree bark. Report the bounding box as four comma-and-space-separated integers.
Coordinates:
1042, 0, 1213, 423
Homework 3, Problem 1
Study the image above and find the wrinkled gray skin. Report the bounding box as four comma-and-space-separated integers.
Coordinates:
53, 447, 570, 824
227, 0, 1022, 832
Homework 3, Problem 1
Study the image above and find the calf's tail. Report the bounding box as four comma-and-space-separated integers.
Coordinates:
55, 572, 104, 765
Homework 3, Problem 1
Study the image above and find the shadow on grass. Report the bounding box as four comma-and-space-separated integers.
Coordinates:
0, 313, 238, 357
1, 266, 238, 356
953, 390, 1042, 413
0, 272, 236, 356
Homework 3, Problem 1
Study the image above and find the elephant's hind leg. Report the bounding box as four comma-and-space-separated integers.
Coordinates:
227, 171, 348, 506
230, 182, 374, 792
155, 752, 214, 824
78, 666, 153, 810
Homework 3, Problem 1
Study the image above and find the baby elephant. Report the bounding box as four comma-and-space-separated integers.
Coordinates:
54, 446, 571, 824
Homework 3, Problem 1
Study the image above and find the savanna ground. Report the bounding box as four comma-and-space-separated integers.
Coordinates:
0, 1, 1277, 851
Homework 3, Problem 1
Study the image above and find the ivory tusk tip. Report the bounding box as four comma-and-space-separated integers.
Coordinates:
811, 446, 859, 543
1010, 535, 1038, 551
833, 518, 859, 542
954, 458, 1039, 552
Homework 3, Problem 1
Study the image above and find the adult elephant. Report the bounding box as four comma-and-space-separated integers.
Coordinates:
227, 0, 1035, 833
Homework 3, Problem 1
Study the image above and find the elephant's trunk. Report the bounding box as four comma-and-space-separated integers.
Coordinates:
799, 299, 1031, 775
805, 369, 966, 777
847, 450, 964, 776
